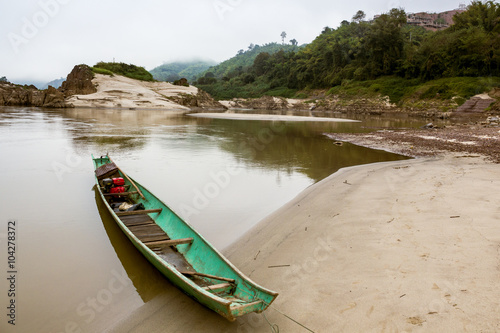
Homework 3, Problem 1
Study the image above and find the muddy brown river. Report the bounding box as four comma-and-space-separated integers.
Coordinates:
0, 106, 431, 332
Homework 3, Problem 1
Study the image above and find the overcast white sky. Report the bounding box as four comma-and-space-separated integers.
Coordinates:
1, 0, 465, 85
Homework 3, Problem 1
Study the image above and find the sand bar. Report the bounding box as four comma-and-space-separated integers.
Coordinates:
188, 112, 360, 122
107, 154, 500, 332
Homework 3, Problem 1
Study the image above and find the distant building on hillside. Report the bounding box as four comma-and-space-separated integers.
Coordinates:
406, 7, 466, 31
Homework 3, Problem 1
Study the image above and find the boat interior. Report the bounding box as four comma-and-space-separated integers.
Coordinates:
94, 159, 262, 312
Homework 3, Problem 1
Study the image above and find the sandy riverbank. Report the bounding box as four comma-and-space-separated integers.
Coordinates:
106, 153, 500, 332
187, 112, 360, 122
328, 122, 500, 162
66, 74, 200, 110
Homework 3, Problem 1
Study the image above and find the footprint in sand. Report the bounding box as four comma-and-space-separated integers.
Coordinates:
407, 316, 425, 326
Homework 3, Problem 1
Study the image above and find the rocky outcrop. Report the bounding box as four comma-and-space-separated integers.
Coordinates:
485, 88, 500, 114
0, 64, 96, 108
221, 93, 498, 118
59, 64, 97, 97
43, 86, 67, 107
456, 95, 496, 113
313, 96, 397, 114
0, 82, 67, 107
249, 96, 289, 110
224, 96, 290, 110
167, 89, 226, 109
223, 95, 396, 114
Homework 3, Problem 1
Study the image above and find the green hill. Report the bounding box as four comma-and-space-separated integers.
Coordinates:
197, 2, 500, 102
200, 43, 303, 80
149, 60, 216, 83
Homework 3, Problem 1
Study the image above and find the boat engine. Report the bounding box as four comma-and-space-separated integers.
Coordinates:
102, 177, 125, 193
102, 178, 113, 193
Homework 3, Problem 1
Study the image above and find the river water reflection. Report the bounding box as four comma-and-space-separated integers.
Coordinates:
0, 106, 425, 332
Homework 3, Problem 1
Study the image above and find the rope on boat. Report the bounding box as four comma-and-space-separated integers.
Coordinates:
269, 305, 316, 333
262, 311, 279, 333
237, 287, 315, 333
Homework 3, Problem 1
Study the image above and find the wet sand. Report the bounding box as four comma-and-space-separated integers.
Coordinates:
188, 112, 360, 122
328, 123, 500, 162
107, 153, 500, 332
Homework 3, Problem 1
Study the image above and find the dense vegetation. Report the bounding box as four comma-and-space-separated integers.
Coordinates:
195, 43, 301, 84
92, 62, 154, 81
197, 1, 500, 102
149, 60, 216, 82
327, 76, 500, 106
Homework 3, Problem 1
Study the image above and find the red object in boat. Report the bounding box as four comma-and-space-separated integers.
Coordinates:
110, 186, 125, 194
113, 178, 125, 186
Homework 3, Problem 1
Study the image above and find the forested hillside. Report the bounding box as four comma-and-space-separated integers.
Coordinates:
195, 43, 301, 83
150, 61, 216, 82
197, 1, 500, 102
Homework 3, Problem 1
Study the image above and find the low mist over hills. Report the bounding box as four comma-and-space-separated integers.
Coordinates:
42, 77, 65, 90
149, 60, 216, 83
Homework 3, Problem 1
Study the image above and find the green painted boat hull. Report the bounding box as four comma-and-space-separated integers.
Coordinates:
92, 155, 278, 321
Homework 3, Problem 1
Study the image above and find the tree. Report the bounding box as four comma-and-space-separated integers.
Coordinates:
237, 49, 244, 56
452, 0, 500, 33
281, 31, 287, 44
241, 73, 255, 84
352, 10, 366, 22
366, 8, 407, 76
253, 52, 271, 76
290, 39, 298, 46
248, 43, 255, 51
322, 26, 333, 34
0, 76, 8, 83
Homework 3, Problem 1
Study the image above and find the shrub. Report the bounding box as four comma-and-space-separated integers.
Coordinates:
91, 67, 114, 76
93, 62, 154, 81
173, 78, 189, 87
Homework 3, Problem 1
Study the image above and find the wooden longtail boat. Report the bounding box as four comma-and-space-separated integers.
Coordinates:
92, 155, 278, 321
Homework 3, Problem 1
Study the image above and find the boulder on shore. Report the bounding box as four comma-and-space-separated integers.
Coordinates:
0, 64, 97, 108
59, 64, 97, 97
0, 82, 67, 108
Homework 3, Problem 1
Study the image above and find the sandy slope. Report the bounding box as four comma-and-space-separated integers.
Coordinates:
224, 155, 500, 332
66, 74, 197, 110
106, 155, 500, 332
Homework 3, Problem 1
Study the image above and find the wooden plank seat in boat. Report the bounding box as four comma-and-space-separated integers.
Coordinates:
230, 301, 264, 315
128, 223, 170, 243
116, 208, 162, 216
119, 214, 155, 227
121, 214, 193, 248
104, 191, 138, 197
181, 271, 235, 283
145, 238, 193, 247
203, 283, 234, 293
